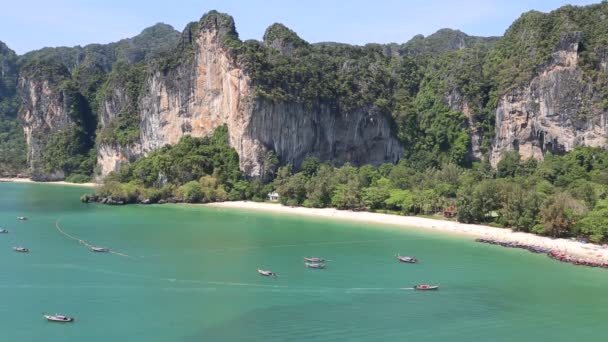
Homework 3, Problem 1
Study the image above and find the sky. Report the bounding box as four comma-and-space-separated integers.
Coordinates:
0, 0, 600, 54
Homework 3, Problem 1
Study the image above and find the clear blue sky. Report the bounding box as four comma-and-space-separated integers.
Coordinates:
0, 0, 599, 54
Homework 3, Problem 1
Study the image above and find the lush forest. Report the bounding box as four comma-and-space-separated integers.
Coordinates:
89, 126, 269, 204
271, 147, 608, 242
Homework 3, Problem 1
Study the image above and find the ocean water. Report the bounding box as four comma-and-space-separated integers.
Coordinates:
1, 182, 607, 341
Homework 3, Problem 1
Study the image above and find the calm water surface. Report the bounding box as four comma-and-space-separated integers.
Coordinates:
1, 183, 607, 341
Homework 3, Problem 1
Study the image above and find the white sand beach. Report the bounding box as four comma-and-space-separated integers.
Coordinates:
208, 201, 608, 263
0, 177, 97, 188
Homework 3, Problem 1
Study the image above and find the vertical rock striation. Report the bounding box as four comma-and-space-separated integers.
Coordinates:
490, 32, 606, 166
18, 63, 71, 179
99, 11, 403, 178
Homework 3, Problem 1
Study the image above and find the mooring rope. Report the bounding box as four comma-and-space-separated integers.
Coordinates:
54, 219, 130, 257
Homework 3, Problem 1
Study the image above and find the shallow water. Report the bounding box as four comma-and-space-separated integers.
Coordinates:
1, 183, 607, 341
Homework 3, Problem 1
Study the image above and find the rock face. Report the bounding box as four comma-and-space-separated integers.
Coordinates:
490, 33, 607, 166
96, 72, 143, 178
445, 87, 484, 161
96, 143, 142, 179
18, 70, 71, 180
99, 12, 403, 178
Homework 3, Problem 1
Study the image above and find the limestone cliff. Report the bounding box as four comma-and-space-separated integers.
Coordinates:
445, 87, 484, 160
13, 4, 608, 181
99, 12, 403, 178
490, 32, 607, 166
18, 62, 72, 179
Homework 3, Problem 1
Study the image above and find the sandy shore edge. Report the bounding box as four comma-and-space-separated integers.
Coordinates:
0, 177, 97, 188
207, 201, 608, 263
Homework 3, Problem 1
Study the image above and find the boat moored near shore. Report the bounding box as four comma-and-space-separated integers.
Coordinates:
305, 262, 326, 269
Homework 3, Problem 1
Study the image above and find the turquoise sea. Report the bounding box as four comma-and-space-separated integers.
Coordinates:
1, 182, 607, 341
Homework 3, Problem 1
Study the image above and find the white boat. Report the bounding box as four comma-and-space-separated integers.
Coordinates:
304, 257, 325, 262
44, 314, 74, 322
305, 262, 325, 269
13, 246, 29, 253
17, 216, 27, 221
0, 229, 8, 233
257, 269, 276, 277
396, 254, 418, 263
91, 247, 110, 252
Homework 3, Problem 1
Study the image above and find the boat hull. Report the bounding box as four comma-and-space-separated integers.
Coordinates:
397, 256, 417, 263
414, 285, 439, 291
304, 257, 325, 262
257, 269, 276, 277
44, 315, 74, 322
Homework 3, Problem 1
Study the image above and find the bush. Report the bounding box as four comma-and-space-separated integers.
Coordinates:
66, 174, 91, 183
178, 181, 204, 203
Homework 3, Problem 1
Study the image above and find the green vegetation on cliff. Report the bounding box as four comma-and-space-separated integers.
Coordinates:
36, 80, 96, 180
95, 126, 262, 203
486, 2, 608, 95
215, 15, 497, 168
0, 41, 26, 174
96, 62, 147, 146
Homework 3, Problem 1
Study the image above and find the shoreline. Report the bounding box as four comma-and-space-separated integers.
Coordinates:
3, 179, 607, 264
0, 177, 97, 188
206, 201, 608, 263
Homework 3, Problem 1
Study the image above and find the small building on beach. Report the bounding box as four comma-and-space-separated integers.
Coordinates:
267, 191, 279, 202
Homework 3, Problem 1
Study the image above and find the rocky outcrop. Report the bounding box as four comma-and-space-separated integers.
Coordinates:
99, 12, 402, 178
445, 88, 484, 160
95, 72, 143, 178
137, 14, 253, 172
18, 68, 71, 180
96, 143, 142, 179
490, 32, 607, 166
244, 100, 402, 175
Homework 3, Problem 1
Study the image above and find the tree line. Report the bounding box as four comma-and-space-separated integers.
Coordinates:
92, 127, 608, 244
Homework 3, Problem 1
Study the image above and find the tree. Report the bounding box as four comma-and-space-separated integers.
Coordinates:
540, 192, 586, 238
362, 178, 391, 209
276, 173, 308, 206
384, 189, 413, 213
300, 156, 321, 177
178, 181, 204, 202
577, 199, 608, 243
470, 180, 501, 222
331, 179, 363, 210
388, 161, 416, 189
456, 185, 476, 223
498, 182, 541, 231
496, 150, 521, 178
304, 164, 336, 207
358, 164, 380, 187
260, 150, 279, 180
